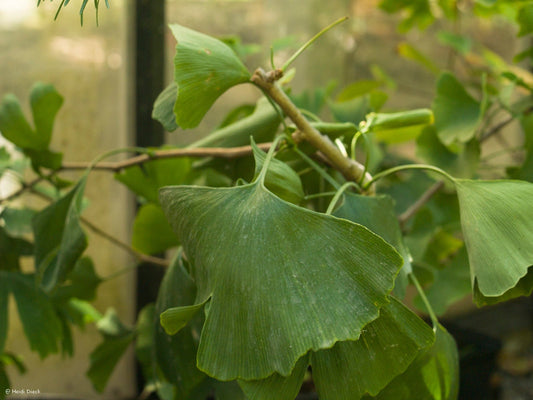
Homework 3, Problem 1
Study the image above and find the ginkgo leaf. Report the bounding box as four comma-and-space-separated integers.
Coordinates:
455, 179, 533, 304
170, 24, 251, 129
334, 193, 411, 298
312, 298, 435, 400
159, 173, 402, 380
252, 141, 304, 205
152, 82, 179, 132
365, 324, 459, 400
433, 72, 481, 145
238, 355, 309, 400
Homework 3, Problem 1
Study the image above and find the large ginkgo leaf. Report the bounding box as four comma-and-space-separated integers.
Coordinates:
159, 172, 402, 381
312, 298, 435, 400
170, 24, 251, 129
455, 179, 533, 304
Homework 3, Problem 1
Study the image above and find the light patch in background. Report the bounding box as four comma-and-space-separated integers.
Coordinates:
0, 0, 35, 29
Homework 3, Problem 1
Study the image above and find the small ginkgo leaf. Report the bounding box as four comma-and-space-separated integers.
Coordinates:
365, 324, 459, 400
312, 298, 435, 400
334, 193, 411, 299
159, 175, 402, 380
160, 301, 208, 336
433, 72, 481, 145
238, 355, 309, 400
455, 179, 533, 304
252, 141, 304, 205
170, 24, 251, 129
152, 82, 179, 132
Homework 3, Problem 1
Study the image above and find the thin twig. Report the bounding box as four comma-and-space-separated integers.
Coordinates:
479, 115, 515, 143
0, 173, 51, 203
61, 142, 273, 172
398, 180, 445, 227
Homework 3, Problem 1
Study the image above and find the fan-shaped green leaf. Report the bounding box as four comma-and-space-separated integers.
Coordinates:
238, 355, 309, 400
30, 83, 63, 149
170, 24, 251, 129
433, 72, 481, 145
455, 179, 533, 304
132, 204, 180, 254
159, 179, 402, 380
334, 193, 411, 299
312, 298, 435, 400
252, 141, 304, 205
365, 324, 459, 400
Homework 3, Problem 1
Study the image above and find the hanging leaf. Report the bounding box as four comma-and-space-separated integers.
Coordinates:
334, 193, 411, 299
365, 324, 459, 400
238, 355, 309, 400
0, 272, 63, 358
251, 141, 304, 205
152, 82, 179, 132
455, 179, 533, 305
170, 24, 251, 129
132, 204, 180, 254
433, 72, 481, 145
159, 168, 402, 380
87, 309, 135, 392
114, 155, 191, 204
155, 254, 209, 398
33, 177, 88, 292
312, 298, 435, 400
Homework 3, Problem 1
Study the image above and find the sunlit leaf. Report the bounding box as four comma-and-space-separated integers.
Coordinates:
114, 155, 191, 203
313, 298, 435, 399
170, 24, 251, 129
252, 141, 304, 205
152, 82, 179, 132
455, 179, 533, 304
433, 72, 481, 145
132, 204, 180, 254
33, 178, 88, 292
365, 324, 459, 400
238, 355, 309, 400
334, 193, 411, 299
159, 169, 402, 380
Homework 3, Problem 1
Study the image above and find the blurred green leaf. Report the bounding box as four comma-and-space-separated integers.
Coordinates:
416, 126, 480, 178
52, 257, 102, 302
517, 4, 533, 36
397, 42, 439, 74
433, 72, 481, 145
379, 0, 434, 31
1, 272, 63, 358
152, 82, 178, 132
30, 83, 63, 149
313, 298, 435, 399
328, 96, 369, 125
132, 204, 179, 254
337, 81, 382, 102
159, 171, 402, 380
170, 24, 251, 129
437, 31, 472, 54
455, 179, 533, 304
33, 178, 88, 292
1, 207, 36, 238
114, 155, 191, 203
365, 324, 459, 400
